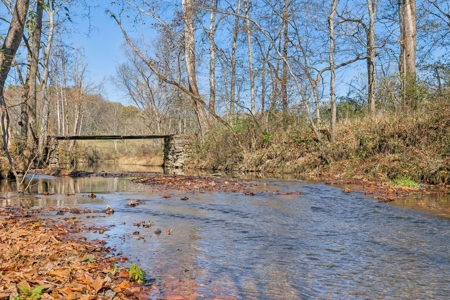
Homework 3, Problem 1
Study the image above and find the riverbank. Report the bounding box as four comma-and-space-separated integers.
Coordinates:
33, 168, 450, 208
2, 168, 450, 299
0, 206, 156, 299
5, 169, 450, 299
190, 98, 450, 188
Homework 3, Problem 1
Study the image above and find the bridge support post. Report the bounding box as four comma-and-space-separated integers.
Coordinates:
46, 136, 60, 169
164, 134, 195, 168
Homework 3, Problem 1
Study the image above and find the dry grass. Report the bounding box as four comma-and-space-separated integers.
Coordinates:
192, 98, 450, 185
118, 155, 163, 166
59, 140, 164, 165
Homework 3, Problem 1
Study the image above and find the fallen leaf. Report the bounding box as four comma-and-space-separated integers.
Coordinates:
0, 293, 9, 300
90, 276, 104, 294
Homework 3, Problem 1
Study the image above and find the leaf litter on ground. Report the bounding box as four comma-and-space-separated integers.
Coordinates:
0, 206, 155, 299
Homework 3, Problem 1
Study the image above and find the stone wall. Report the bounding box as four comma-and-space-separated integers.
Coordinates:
47, 137, 60, 169
164, 134, 195, 168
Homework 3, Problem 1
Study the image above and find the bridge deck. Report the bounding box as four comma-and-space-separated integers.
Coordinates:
53, 135, 174, 140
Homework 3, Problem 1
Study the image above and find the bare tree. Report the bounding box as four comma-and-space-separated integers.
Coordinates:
208, 0, 218, 121
367, 0, 377, 115
0, 0, 30, 191
400, 0, 417, 109
230, 0, 242, 117
15, 0, 44, 184
109, 3, 238, 137
244, 0, 255, 114
281, 0, 289, 114
37, 1, 56, 161
182, 0, 210, 135
329, 0, 338, 143
338, 0, 379, 116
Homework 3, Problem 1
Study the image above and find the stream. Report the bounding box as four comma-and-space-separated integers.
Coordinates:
1, 163, 449, 299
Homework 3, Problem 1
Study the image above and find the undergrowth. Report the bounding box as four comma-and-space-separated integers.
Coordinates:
191, 97, 450, 185
390, 177, 421, 188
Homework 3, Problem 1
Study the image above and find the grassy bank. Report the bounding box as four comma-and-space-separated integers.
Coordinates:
59, 140, 164, 166
191, 98, 450, 186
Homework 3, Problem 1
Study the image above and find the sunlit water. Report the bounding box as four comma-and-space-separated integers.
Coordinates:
1, 165, 449, 299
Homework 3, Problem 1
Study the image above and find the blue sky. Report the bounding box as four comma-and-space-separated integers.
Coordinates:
71, 6, 129, 104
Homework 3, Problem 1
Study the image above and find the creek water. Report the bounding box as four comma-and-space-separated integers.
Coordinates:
1, 163, 450, 299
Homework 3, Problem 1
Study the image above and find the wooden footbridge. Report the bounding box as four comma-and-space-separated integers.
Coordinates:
46, 134, 194, 169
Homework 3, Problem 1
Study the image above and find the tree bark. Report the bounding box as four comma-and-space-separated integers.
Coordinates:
281, 0, 289, 114
230, 0, 241, 117
18, 0, 43, 175
245, 0, 255, 114
328, 0, 338, 143
401, 0, 417, 109
0, 0, 30, 191
38, 6, 55, 163
367, 0, 376, 116
209, 0, 217, 122
182, 0, 210, 136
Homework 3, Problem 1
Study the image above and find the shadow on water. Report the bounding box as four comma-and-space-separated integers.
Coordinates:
0, 164, 449, 298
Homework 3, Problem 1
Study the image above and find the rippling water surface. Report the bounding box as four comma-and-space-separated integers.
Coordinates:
1, 169, 450, 299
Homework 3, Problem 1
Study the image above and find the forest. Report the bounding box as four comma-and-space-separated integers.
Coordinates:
1, 0, 450, 189
3, 2, 450, 299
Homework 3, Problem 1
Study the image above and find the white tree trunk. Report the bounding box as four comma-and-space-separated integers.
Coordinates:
367, 0, 376, 116
230, 0, 241, 117
245, 0, 255, 114
182, 0, 210, 135
402, 0, 417, 108
38, 6, 55, 161
328, 0, 338, 143
209, 0, 217, 121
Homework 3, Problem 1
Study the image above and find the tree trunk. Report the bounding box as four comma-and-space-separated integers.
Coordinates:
230, 0, 241, 117
18, 0, 43, 175
281, 0, 289, 114
245, 0, 255, 114
328, 0, 338, 143
209, 0, 217, 122
38, 6, 55, 163
182, 0, 210, 136
261, 59, 266, 113
400, 0, 417, 109
367, 0, 376, 116
0, 0, 30, 191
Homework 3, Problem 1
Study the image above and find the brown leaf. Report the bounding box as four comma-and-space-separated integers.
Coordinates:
117, 269, 129, 278
79, 295, 98, 300
113, 280, 131, 293
58, 287, 75, 298
47, 269, 70, 280
0, 293, 9, 300
90, 276, 104, 294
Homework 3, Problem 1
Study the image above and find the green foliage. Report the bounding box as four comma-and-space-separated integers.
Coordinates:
13, 284, 45, 300
82, 256, 95, 264
262, 131, 273, 146
111, 264, 118, 275
403, 78, 429, 110
105, 264, 118, 279
337, 96, 366, 120
390, 177, 421, 188
129, 263, 146, 283
26, 10, 38, 33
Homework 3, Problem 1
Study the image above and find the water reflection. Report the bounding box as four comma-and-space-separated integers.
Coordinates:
391, 193, 450, 218
65, 162, 165, 173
